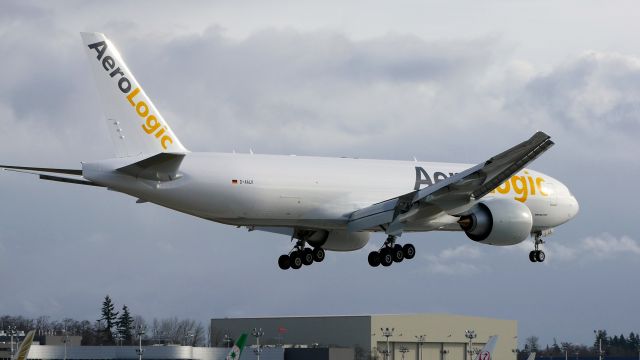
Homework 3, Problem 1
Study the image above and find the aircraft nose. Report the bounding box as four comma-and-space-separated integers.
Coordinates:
569, 195, 580, 218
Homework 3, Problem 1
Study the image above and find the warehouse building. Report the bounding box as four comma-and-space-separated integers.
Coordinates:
211, 313, 517, 360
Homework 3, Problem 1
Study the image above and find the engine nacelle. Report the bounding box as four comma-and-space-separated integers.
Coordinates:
458, 198, 533, 246
307, 230, 370, 251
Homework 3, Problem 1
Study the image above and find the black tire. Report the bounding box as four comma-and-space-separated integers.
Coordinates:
290, 251, 303, 269
368, 251, 381, 267
403, 244, 416, 259
302, 248, 314, 266
535, 250, 546, 262
380, 249, 393, 267
392, 246, 404, 263
278, 254, 291, 270
529, 251, 537, 262
313, 247, 326, 262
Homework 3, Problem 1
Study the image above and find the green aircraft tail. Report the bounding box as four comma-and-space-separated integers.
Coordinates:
225, 333, 248, 360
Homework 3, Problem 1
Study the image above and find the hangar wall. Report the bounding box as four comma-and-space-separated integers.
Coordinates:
211, 313, 517, 360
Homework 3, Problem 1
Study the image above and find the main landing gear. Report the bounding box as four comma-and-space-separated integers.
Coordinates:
368, 235, 415, 267
278, 239, 325, 270
529, 232, 546, 263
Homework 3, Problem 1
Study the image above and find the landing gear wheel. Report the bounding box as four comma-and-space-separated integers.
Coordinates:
290, 251, 303, 269
278, 254, 291, 270
380, 248, 394, 267
392, 245, 404, 263
368, 251, 381, 267
530, 232, 547, 263
403, 244, 416, 259
312, 247, 325, 262
302, 248, 314, 266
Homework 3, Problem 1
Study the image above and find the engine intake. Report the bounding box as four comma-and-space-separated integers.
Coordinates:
458, 198, 533, 246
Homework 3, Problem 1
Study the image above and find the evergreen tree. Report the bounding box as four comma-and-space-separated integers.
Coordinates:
552, 338, 562, 354
100, 295, 119, 344
116, 305, 134, 344
593, 330, 609, 350
628, 332, 638, 351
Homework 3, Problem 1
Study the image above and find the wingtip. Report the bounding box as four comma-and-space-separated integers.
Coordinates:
534, 130, 551, 139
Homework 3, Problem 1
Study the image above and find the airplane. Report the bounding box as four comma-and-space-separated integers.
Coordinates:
13, 330, 35, 360
0, 33, 579, 270
474, 335, 499, 360
226, 333, 248, 360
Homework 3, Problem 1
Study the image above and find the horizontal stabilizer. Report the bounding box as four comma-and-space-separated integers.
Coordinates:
0, 165, 82, 175
117, 152, 185, 181
1, 165, 104, 187
39, 174, 104, 187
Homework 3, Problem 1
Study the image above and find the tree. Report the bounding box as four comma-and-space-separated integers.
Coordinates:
552, 338, 562, 354
526, 336, 540, 352
116, 305, 134, 344
593, 330, 609, 352
100, 295, 119, 344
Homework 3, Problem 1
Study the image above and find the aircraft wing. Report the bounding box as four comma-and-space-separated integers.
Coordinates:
347, 131, 554, 234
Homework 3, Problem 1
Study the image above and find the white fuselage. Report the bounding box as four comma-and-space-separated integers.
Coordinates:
82, 152, 579, 233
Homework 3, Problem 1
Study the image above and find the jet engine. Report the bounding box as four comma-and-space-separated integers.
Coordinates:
458, 198, 533, 246
307, 229, 370, 251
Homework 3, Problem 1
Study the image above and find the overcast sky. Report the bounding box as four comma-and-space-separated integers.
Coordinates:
1, 0, 639, 348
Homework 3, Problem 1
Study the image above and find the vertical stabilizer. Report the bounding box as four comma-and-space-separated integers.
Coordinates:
226, 333, 248, 360
474, 335, 499, 360
80, 32, 187, 157
13, 330, 35, 360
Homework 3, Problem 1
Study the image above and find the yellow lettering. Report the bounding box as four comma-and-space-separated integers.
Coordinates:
511, 176, 528, 202
161, 135, 173, 150
142, 115, 160, 134
496, 181, 510, 194
127, 87, 140, 106
155, 127, 166, 138
528, 176, 536, 195
125, 88, 173, 150
536, 177, 548, 196
136, 101, 149, 117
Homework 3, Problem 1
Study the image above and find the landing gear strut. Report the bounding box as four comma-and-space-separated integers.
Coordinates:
368, 235, 415, 268
278, 239, 325, 270
529, 232, 546, 263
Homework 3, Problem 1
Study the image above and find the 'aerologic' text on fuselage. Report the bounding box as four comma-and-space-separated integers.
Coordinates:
414, 166, 548, 203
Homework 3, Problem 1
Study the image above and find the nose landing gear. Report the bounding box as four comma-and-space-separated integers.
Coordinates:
529, 232, 546, 263
368, 235, 415, 268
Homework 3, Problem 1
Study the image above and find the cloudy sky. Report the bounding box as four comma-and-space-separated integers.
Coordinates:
1, 0, 639, 347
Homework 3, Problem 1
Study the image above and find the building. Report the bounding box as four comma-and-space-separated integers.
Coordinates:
210, 313, 517, 360
25, 345, 284, 360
